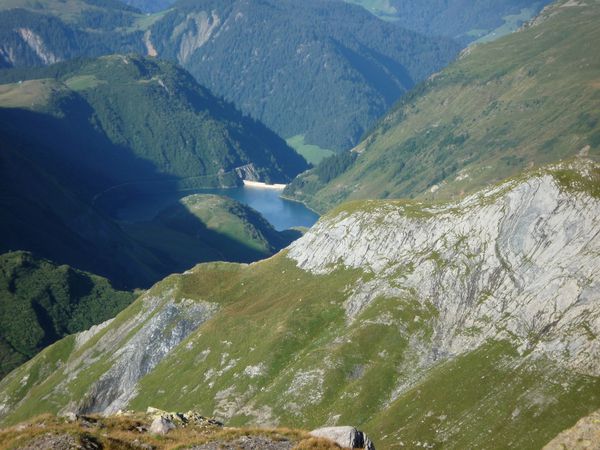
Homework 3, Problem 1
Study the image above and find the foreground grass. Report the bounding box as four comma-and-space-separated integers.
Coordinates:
0, 414, 343, 450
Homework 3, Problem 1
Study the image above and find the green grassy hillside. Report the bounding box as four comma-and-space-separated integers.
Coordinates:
0, 161, 597, 449
285, 0, 600, 213
346, 0, 550, 43
0, 251, 134, 380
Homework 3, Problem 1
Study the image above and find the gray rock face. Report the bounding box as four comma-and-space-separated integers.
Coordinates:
149, 416, 176, 435
289, 161, 600, 377
310, 426, 375, 449
77, 296, 218, 414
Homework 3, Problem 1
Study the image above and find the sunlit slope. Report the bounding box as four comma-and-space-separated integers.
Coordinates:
285, 0, 600, 213
1, 161, 598, 449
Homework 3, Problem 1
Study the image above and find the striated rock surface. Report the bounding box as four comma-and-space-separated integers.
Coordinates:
16, 28, 60, 65
288, 160, 600, 376
74, 295, 219, 415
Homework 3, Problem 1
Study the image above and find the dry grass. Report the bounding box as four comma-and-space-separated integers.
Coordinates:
293, 437, 346, 449
0, 415, 338, 450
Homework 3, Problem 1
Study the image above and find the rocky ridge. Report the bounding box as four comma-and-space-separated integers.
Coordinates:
0, 160, 598, 449
288, 159, 600, 377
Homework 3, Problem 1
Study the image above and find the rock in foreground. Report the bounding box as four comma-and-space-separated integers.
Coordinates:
0, 412, 350, 450
310, 426, 375, 450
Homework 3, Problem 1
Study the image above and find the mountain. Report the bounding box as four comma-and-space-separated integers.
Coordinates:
0, 251, 134, 380
0, 0, 144, 67
146, 0, 459, 151
0, 55, 307, 191
345, 0, 551, 43
120, 0, 550, 45
0, 55, 307, 287
0, 0, 460, 152
0, 159, 598, 450
285, 0, 600, 213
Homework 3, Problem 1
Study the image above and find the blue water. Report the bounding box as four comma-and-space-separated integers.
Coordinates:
115, 186, 319, 231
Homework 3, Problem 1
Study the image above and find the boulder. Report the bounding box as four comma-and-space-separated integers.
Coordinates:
309, 426, 375, 450
149, 416, 175, 435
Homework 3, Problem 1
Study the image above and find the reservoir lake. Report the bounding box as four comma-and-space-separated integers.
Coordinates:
114, 185, 319, 231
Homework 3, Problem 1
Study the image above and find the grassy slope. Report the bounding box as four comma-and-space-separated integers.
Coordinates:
285, 0, 600, 213
0, 251, 134, 379
0, 166, 598, 449
345, 0, 549, 42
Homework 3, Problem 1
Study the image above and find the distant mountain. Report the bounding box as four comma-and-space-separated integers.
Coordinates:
0, 55, 306, 287
346, 0, 551, 43
285, 0, 600, 213
0, 0, 144, 67
146, 0, 459, 151
1, 160, 598, 449
0, 0, 460, 152
0, 251, 134, 379
0, 55, 306, 190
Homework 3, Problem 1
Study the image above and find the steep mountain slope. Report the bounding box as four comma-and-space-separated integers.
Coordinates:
146, 0, 459, 151
0, 0, 144, 67
0, 134, 169, 288
0, 251, 134, 379
0, 160, 598, 450
0, 55, 307, 191
346, 0, 550, 43
0, 55, 306, 286
0, 0, 461, 152
285, 0, 600, 213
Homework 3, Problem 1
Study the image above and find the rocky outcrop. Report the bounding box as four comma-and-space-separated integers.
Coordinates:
234, 163, 261, 182
173, 11, 221, 64
16, 28, 60, 65
288, 160, 600, 376
76, 296, 218, 415
543, 409, 600, 450
150, 416, 175, 435
310, 426, 375, 450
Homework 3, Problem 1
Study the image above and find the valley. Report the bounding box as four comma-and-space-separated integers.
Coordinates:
0, 0, 598, 449
286, 0, 600, 213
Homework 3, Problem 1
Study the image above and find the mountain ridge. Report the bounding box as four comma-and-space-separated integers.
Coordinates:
284, 0, 600, 213
0, 159, 597, 449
